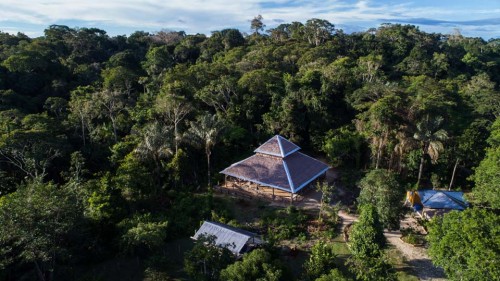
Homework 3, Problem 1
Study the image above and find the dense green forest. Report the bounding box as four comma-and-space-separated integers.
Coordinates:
0, 18, 499, 280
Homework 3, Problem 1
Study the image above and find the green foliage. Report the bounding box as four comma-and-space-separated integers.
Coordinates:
166, 148, 189, 188
322, 126, 363, 167
349, 204, 386, 258
461, 73, 500, 119
347, 255, 396, 281
0, 181, 82, 275
347, 205, 395, 280
358, 169, 405, 229
427, 208, 500, 281
470, 118, 500, 208
167, 193, 233, 239
261, 206, 308, 241
84, 173, 124, 222
186, 113, 226, 187
303, 241, 338, 280
220, 249, 284, 281
118, 213, 168, 254
250, 15, 265, 35
315, 269, 351, 281
184, 234, 234, 281
115, 152, 155, 202
315, 182, 339, 229
400, 232, 425, 246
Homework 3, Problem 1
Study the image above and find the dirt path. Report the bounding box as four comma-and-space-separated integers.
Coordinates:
338, 211, 447, 281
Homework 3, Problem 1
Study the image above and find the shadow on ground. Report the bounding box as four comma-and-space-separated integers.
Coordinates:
407, 258, 447, 280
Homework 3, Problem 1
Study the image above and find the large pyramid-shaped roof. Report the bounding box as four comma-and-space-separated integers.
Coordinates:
221, 135, 329, 193
254, 135, 301, 158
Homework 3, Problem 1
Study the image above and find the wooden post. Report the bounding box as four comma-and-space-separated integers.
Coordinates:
290, 193, 293, 205
272, 188, 275, 200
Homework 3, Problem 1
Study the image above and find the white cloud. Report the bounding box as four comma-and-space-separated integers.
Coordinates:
0, 0, 498, 37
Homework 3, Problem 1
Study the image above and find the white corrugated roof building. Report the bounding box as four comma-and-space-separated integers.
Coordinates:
192, 221, 262, 255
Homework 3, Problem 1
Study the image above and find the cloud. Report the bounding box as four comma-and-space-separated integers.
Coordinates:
381, 17, 500, 27
0, 0, 498, 38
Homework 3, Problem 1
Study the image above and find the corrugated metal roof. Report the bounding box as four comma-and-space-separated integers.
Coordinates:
193, 221, 257, 255
419, 190, 468, 210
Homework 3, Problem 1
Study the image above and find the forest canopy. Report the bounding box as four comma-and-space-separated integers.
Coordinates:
0, 19, 499, 280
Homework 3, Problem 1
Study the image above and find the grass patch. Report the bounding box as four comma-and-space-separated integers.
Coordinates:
385, 247, 419, 281
330, 235, 351, 256
396, 272, 420, 281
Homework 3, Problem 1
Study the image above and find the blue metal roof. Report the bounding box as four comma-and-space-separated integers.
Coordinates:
418, 190, 468, 210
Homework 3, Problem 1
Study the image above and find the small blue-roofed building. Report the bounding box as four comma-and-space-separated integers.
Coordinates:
406, 190, 469, 219
192, 221, 263, 256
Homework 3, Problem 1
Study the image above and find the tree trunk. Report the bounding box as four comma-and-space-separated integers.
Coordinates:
81, 116, 86, 146
417, 144, 427, 186
174, 121, 179, 154
34, 261, 46, 281
449, 158, 460, 191
318, 193, 324, 221
110, 116, 118, 143
153, 155, 162, 194
206, 148, 211, 187
388, 150, 394, 171
375, 138, 383, 169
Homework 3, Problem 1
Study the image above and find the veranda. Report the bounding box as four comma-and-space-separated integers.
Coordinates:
214, 176, 321, 205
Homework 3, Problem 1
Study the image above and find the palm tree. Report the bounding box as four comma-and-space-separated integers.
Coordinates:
135, 122, 173, 188
186, 114, 225, 187
413, 115, 448, 186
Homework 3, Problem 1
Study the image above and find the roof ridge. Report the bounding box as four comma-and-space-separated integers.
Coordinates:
441, 191, 468, 208
276, 135, 285, 157
420, 190, 435, 204
282, 158, 295, 192
205, 221, 257, 237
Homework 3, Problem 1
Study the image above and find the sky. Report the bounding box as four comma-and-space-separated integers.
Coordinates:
0, 0, 499, 39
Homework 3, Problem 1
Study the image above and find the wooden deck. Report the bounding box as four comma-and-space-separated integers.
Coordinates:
214, 179, 315, 205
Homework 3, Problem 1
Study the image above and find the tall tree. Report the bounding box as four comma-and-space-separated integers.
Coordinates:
196, 76, 239, 116
303, 19, 335, 46
186, 114, 225, 187
358, 169, 404, 229
461, 73, 500, 120
155, 93, 192, 153
0, 113, 65, 181
95, 89, 127, 143
134, 122, 173, 189
250, 15, 265, 35
67, 86, 96, 146
413, 115, 448, 186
